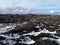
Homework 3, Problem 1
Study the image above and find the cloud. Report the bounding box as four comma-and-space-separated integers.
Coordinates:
0, 0, 60, 14
0, 0, 60, 9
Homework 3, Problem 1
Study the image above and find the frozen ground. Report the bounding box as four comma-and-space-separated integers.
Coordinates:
0, 22, 60, 45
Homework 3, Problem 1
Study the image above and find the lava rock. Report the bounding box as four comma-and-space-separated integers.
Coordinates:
56, 27, 60, 34
34, 39, 56, 45
46, 25, 56, 32
0, 36, 6, 40
0, 42, 5, 45
14, 43, 27, 45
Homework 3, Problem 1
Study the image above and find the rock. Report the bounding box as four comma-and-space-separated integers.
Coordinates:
38, 33, 53, 38
0, 36, 6, 40
51, 40, 59, 45
34, 39, 57, 45
14, 43, 27, 45
0, 42, 5, 45
35, 22, 45, 29
46, 25, 56, 32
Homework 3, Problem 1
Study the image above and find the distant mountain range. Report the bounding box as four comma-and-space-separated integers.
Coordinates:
0, 7, 28, 14
0, 7, 60, 15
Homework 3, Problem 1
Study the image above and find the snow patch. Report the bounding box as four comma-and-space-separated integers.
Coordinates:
19, 37, 35, 44
23, 28, 56, 36
0, 23, 16, 33
0, 34, 20, 39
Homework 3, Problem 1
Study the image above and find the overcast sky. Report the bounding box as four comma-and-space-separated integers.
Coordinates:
0, 0, 60, 14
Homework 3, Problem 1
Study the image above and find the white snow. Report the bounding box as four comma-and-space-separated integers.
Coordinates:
58, 25, 60, 26
41, 37, 54, 41
0, 23, 59, 45
19, 37, 35, 44
41, 37, 60, 45
23, 28, 56, 36
41, 34, 59, 40
35, 25, 40, 28
2, 39, 16, 45
0, 23, 16, 33
0, 34, 35, 45
56, 38, 60, 45
22, 22, 28, 25
6, 39, 16, 45
41, 37, 49, 40
41, 28, 56, 34
41, 35, 60, 45
23, 31, 41, 36
0, 34, 20, 39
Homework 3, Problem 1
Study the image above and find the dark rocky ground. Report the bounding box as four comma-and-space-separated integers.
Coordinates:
0, 14, 60, 45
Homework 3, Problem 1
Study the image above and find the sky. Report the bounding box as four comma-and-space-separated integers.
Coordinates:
0, 0, 60, 14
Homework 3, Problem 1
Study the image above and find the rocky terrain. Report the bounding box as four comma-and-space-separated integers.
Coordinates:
0, 14, 60, 45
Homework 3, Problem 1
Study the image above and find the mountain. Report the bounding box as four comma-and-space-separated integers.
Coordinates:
0, 7, 60, 15
0, 7, 51, 14
0, 7, 29, 14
